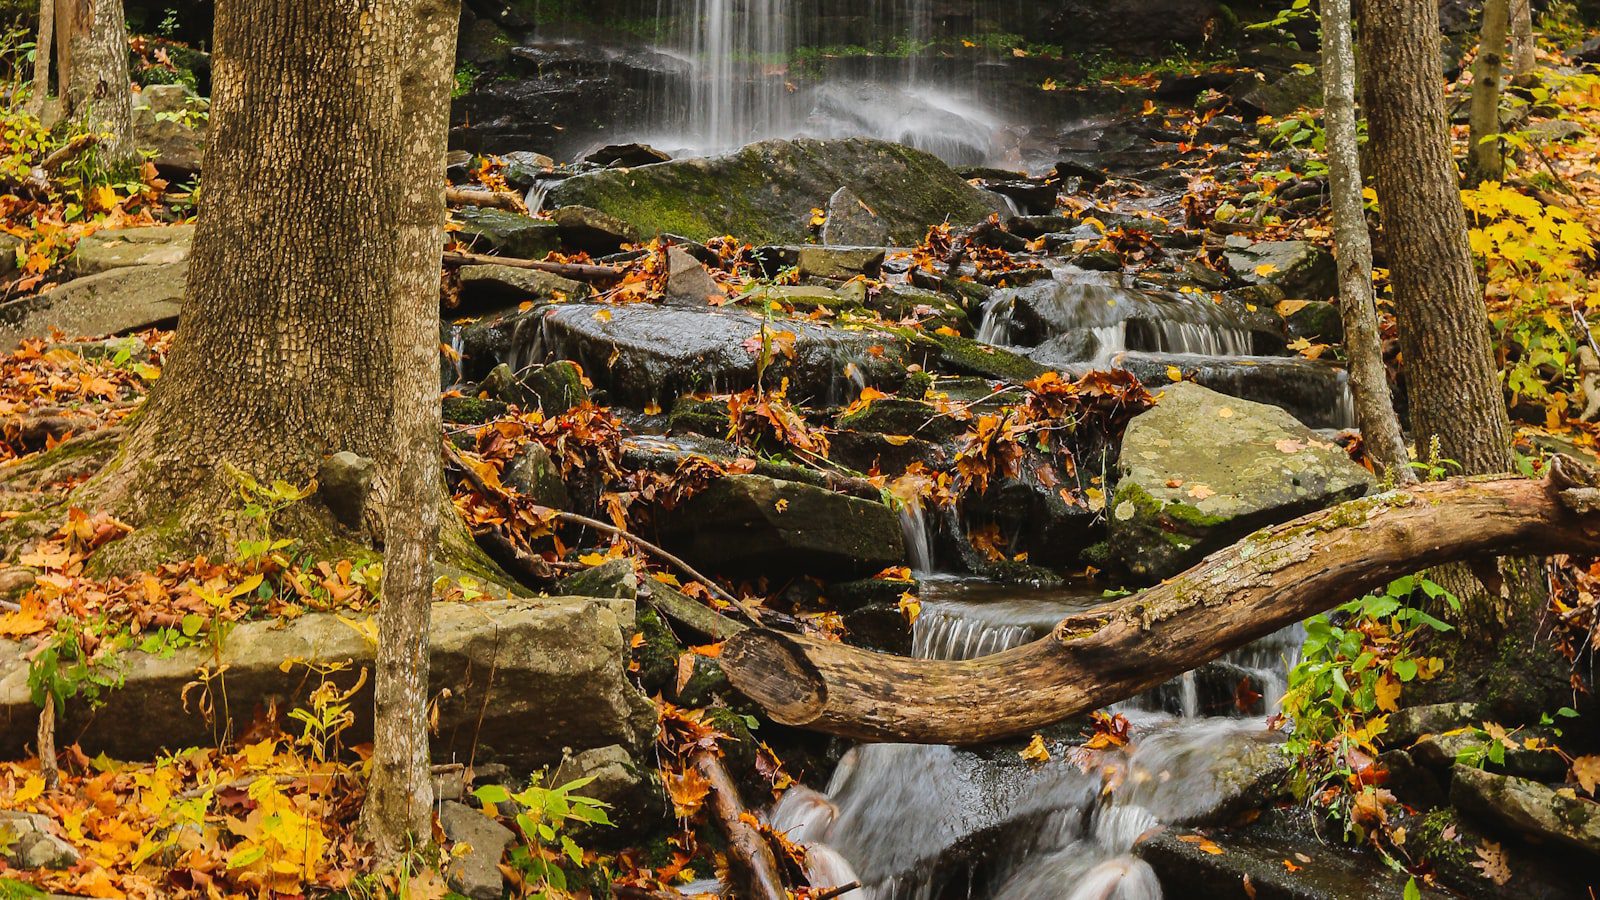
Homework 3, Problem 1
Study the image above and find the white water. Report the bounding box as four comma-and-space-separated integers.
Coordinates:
898, 500, 936, 574
767, 582, 1299, 900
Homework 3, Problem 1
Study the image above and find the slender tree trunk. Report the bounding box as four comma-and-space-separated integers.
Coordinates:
58, 0, 135, 168
1510, 0, 1537, 81
364, 0, 461, 863
1361, 0, 1512, 476
1320, 0, 1414, 482
26, 0, 54, 116
1468, 0, 1512, 185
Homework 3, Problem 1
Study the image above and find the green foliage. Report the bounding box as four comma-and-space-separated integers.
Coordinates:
474, 775, 613, 899
452, 62, 480, 99
1248, 0, 1315, 33
1282, 576, 1457, 839
26, 616, 127, 715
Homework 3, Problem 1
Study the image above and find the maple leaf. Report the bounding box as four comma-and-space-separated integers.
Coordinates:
1471, 840, 1512, 885
1572, 754, 1600, 796
664, 766, 711, 818
1019, 734, 1050, 764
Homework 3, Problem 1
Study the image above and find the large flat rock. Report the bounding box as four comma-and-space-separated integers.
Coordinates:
67, 224, 193, 276
546, 138, 995, 245
0, 263, 186, 350
0, 598, 654, 766
1109, 381, 1375, 582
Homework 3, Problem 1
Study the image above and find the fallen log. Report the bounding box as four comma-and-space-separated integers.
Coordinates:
692, 749, 788, 900
442, 249, 623, 283
723, 467, 1600, 744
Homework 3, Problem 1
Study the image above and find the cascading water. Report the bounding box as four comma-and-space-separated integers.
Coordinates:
684, 0, 793, 153
768, 582, 1299, 900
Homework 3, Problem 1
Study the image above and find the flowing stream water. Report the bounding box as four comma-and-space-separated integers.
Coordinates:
766, 580, 1300, 900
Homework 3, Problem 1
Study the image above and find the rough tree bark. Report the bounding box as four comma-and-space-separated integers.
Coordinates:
56, 0, 135, 168
722, 469, 1600, 744
1467, 0, 1512, 185
1510, 0, 1536, 82
1361, 0, 1513, 476
364, 0, 462, 863
1320, 0, 1413, 482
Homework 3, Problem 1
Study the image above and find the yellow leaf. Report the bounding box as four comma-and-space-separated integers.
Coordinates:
1573, 754, 1600, 796
1374, 673, 1402, 712
1166, 365, 1183, 382
13, 773, 45, 804
1019, 734, 1050, 763
1275, 299, 1312, 317
1254, 263, 1279, 277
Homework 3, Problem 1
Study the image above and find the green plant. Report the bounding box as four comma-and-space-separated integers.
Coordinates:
474, 775, 614, 899
1282, 576, 1457, 840
452, 62, 480, 99
27, 615, 127, 717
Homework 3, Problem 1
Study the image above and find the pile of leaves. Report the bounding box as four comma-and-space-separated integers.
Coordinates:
0, 332, 168, 463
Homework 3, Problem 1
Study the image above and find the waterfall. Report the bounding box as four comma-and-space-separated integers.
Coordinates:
686, 0, 793, 153
898, 500, 936, 574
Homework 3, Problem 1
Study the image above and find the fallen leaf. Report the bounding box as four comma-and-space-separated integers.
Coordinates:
1572, 754, 1599, 796
1019, 734, 1050, 764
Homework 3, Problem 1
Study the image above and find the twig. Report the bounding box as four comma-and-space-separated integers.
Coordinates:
693, 749, 788, 900
37, 702, 57, 791
447, 187, 525, 213
441, 443, 763, 624
443, 249, 623, 283
817, 883, 863, 900
41, 134, 98, 174
0, 599, 20, 612
914, 386, 1011, 435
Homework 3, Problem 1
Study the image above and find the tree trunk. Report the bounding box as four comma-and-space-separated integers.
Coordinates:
1510, 0, 1536, 81
364, 0, 461, 863
1321, 0, 1414, 482
1467, 0, 1512, 185
26, 0, 54, 116
58, 0, 135, 169
1361, 0, 1512, 476
722, 470, 1600, 744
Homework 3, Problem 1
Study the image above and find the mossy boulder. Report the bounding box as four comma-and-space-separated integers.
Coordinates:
1109, 382, 1375, 582
1451, 765, 1600, 857
453, 207, 562, 258
545, 138, 995, 245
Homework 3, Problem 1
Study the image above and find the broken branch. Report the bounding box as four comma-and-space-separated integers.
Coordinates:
443, 249, 623, 284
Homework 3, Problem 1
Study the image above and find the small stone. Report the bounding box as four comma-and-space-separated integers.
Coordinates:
501, 151, 557, 189
0, 810, 81, 870
1223, 238, 1336, 301
458, 264, 589, 307
317, 451, 376, 530
551, 205, 642, 255
558, 558, 638, 600
583, 143, 671, 168
822, 186, 890, 247
664, 246, 726, 307
439, 800, 516, 900
503, 442, 569, 509
553, 745, 643, 809
797, 246, 885, 281
454, 208, 562, 259
520, 360, 589, 414
0, 232, 20, 276
1384, 702, 1481, 747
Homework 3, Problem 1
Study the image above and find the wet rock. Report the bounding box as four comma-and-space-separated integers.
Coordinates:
520, 360, 590, 414
1282, 299, 1344, 343
1379, 749, 1449, 809
1109, 382, 1376, 582
1140, 820, 1422, 899
664, 245, 727, 307
504, 441, 570, 508
672, 653, 729, 706
925, 332, 1049, 384
132, 84, 206, 175
823, 185, 890, 246
1384, 702, 1481, 747
458, 264, 590, 308
68, 224, 193, 275
1450, 765, 1600, 857
550, 205, 642, 255
1223, 237, 1336, 301
663, 474, 905, 580
1236, 70, 1324, 118
558, 558, 637, 600
826, 577, 918, 612
841, 282, 970, 334
454, 207, 562, 258
798, 246, 886, 281
317, 451, 377, 530
1406, 805, 1591, 899
998, 279, 1286, 356
547, 138, 995, 244
1411, 733, 1568, 782
0, 810, 81, 870
552, 744, 652, 820
0, 263, 186, 351
442, 394, 510, 424
842, 602, 913, 655
501, 150, 556, 189
584, 142, 671, 168
535, 304, 913, 406
439, 800, 515, 900
0, 599, 654, 766
1571, 36, 1600, 68
836, 397, 965, 441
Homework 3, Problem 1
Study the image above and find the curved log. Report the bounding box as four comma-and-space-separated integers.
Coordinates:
722, 471, 1600, 744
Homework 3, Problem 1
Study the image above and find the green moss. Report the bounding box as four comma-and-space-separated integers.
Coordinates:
924, 331, 1049, 383
441, 395, 510, 425
667, 397, 730, 438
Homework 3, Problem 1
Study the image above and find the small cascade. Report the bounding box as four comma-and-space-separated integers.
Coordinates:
976, 293, 1018, 345
772, 582, 1303, 900
897, 501, 936, 574
685, 0, 793, 153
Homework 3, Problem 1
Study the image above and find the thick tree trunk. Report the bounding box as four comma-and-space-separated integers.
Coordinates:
1468, 0, 1512, 185
58, 0, 135, 168
364, 0, 461, 863
72, 1, 413, 565
1321, 0, 1413, 482
1361, 0, 1512, 476
722, 470, 1600, 743
1510, 0, 1536, 81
